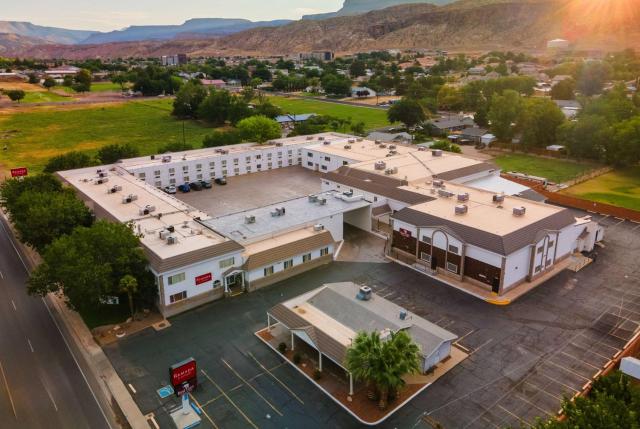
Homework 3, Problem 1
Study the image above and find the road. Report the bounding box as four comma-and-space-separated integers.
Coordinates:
0, 215, 112, 429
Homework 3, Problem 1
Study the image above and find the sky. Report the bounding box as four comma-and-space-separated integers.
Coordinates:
2, 0, 344, 31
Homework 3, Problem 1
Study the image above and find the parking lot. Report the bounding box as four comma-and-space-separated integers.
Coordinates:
175, 166, 322, 217
104, 212, 640, 428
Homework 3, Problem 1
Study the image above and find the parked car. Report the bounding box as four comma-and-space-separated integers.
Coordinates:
163, 185, 177, 194
215, 177, 227, 186
199, 180, 212, 189
189, 181, 203, 191
178, 183, 191, 193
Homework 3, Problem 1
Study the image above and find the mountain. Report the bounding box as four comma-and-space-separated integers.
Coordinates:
0, 32, 54, 55
80, 18, 293, 44
303, 0, 454, 20
0, 21, 96, 44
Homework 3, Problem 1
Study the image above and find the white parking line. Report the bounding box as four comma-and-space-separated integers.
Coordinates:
27, 338, 34, 353
222, 358, 283, 417
0, 360, 17, 419
11, 300, 16, 311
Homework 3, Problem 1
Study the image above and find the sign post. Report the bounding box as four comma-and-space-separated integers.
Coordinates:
169, 358, 201, 428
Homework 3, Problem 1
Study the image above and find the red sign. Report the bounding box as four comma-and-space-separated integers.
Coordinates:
170, 358, 197, 396
10, 167, 28, 177
195, 273, 212, 285
399, 228, 412, 238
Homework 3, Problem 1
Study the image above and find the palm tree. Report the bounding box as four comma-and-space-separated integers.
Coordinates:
344, 331, 381, 400
119, 275, 138, 320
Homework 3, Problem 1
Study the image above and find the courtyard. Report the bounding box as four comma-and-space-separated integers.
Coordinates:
103, 211, 640, 428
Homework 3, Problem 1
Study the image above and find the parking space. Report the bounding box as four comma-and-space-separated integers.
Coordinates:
175, 166, 322, 217
104, 211, 640, 428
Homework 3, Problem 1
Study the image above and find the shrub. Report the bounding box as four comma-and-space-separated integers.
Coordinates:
292, 353, 302, 364
313, 369, 322, 380
277, 342, 287, 354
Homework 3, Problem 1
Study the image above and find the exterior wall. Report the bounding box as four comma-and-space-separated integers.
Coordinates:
303, 147, 358, 172
246, 252, 334, 291
343, 206, 372, 232
423, 341, 452, 372
450, 169, 499, 185
322, 178, 413, 214
503, 246, 532, 290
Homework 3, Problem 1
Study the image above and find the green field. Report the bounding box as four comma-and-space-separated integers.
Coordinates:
562, 168, 640, 211
0, 100, 214, 173
91, 82, 126, 92
22, 91, 73, 103
269, 96, 392, 130
493, 154, 596, 183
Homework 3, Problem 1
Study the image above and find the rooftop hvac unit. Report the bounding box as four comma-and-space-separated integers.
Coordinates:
399, 310, 407, 320
455, 204, 468, 215
214, 148, 223, 153
432, 149, 443, 157
107, 185, 123, 194
418, 146, 427, 151
150, 155, 155, 160
318, 136, 325, 141
308, 195, 319, 203
389, 144, 397, 150
97, 171, 108, 178
139, 205, 156, 215
374, 161, 387, 170
433, 179, 444, 188
343, 190, 354, 198
318, 198, 327, 205
438, 189, 454, 198
388, 150, 398, 156
167, 235, 178, 245
159, 230, 171, 240
356, 286, 372, 301
162, 155, 172, 163
220, 149, 229, 155
379, 143, 387, 149
306, 136, 314, 141
357, 138, 364, 142
313, 224, 325, 232
95, 178, 109, 185
374, 140, 382, 145
271, 207, 286, 217
275, 142, 284, 147
457, 193, 469, 202
513, 206, 527, 217
344, 144, 352, 150
245, 215, 256, 224
493, 194, 505, 203
348, 139, 356, 144
323, 141, 331, 145
167, 225, 175, 233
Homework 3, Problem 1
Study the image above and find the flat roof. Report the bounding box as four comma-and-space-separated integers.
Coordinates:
398, 181, 569, 237
309, 137, 420, 163
202, 191, 370, 244
58, 166, 234, 260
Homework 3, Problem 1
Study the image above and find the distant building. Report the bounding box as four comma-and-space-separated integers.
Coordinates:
200, 79, 227, 89
275, 114, 316, 128
45, 65, 81, 78
367, 131, 413, 144
468, 66, 486, 75
351, 86, 376, 98
299, 51, 335, 62
547, 39, 570, 50
554, 100, 581, 119
161, 54, 188, 66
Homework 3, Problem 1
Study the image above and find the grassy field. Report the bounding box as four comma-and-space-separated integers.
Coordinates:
0, 99, 214, 174
492, 154, 596, 183
22, 91, 73, 103
91, 82, 126, 92
562, 167, 640, 211
269, 95, 392, 130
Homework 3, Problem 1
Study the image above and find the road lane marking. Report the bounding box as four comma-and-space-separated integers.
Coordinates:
248, 352, 304, 405
189, 393, 219, 429
0, 360, 17, 419
200, 369, 258, 429
0, 270, 3, 279
44, 384, 58, 412
11, 300, 16, 311
222, 358, 283, 417
27, 338, 34, 353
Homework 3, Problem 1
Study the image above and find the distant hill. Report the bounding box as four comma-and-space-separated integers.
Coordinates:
0, 21, 96, 45
303, 0, 454, 20
80, 18, 293, 44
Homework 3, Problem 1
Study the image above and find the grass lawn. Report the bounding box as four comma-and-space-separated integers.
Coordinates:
21, 91, 73, 103
492, 154, 596, 183
91, 82, 127, 92
0, 99, 214, 173
562, 167, 640, 211
79, 301, 131, 330
269, 95, 392, 130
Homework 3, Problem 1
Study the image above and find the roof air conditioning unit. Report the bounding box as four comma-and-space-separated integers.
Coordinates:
356, 286, 372, 301
348, 139, 356, 144
418, 146, 427, 151
275, 142, 283, 147
379, 144, 387, 148
457, 193, 469, 202
108, 185, 123, 194
432, 149, 443, 157
318, 198, 327, 205
389, 144, 397, 150
98, 171, 108, 178
374, 161, 386, 170
493, 194, 505, 203
374, 140, 382, 145
167, 225, 175, 233
151, 155, 155, 160
344, 144, 351, 150
159, 230, 170, 240
306, 136, 314, 141
433, 179, 444, 188
318, 136, 325, 141
308, 195, 319, 203
167, 235, 178, 245
455, 204, 468, 215
357, 138, 363, 142
513, 206, 526, 217
95, 178, 109, 185
313, 224, 325, 232
245, 215, 256, 224
162, 155, 172, 163
438, 189, 454, 198
323, 141, 331, 145
389, 150, 398, 156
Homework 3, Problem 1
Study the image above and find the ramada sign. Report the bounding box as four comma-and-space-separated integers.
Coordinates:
195, 272, 212, 285
10, 167, 28, 177
169, 358, 197, 396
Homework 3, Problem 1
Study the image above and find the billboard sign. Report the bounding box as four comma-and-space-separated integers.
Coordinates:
169, 358, 197, 396
10, 167, 28, 177
195, 273, 212, 285
399, 228, 412, 238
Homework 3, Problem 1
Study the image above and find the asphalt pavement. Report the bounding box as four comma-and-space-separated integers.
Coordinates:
0, 215, 112, 429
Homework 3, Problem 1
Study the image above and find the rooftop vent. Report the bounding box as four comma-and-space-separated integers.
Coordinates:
107, 185, 123, 194
95, 177, 109, 185
356, 286, 372, 301
379, 143, 387, 149
357, 138, 364, 142
374, 161, 387, 170
270, 207, 286, 217
513, 206, 527, 217
418, 146, 427, 151
323, 141, 331, 145
318, 136, 325, 141
167, 235, 178, 245
432, 149, 443, 157
122, 194, 138, 204
493, 194, 505, 203
348, 139, 356, 144
455, 204, 468, 215
219, 149, 229, 155
433, 179, 444, 188
167, 225, 175, 233
438, 189, 454, 198
344, 144, 352, 150
384, 167, 398, 175
159, 230, 171, 240
374, 140, 382, 145
306, 136, 314, 141
97, 171, 108, 178
313, 224, 325, 232
275, 142, 283, 147
139, 205, 156, 216
162, 155, 172, 163
245, 215, 256, 224
389, 144, 397, 150
308, 195, 319, 203
150, 155, 156, 160
457, 193, 469, 202
388, 150, 398, 156
399, 310, 408, 320
318, 198, 327, 205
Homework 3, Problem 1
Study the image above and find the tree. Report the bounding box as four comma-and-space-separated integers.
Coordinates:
202, 129, 243, 147
322, 74, 352, 97
110, 73, 128, 91
577, 62, 611, 96
28, 73, 39, 84
11, 190, 93, 252
28, 221, 155, 313
236, 115, 281, 143
437, 85, 463, 111
72, 69, 92, 93
62, 75, 74, 87
559, 115, 609, 161
197, 89, 233, 126
0, 174, 63, 214
350, 121, 366, 136
551, 78, 576, 100
157, 142, 193, 153
430, 140, 462, 153
97, 143, 139, 164
518, 98, 566, 149
387, 98, 426, 128
488, 90, 522, 141
44, 151, 96, 173
5, 89, 25, 102
349, 60, 366, 77
172, 81, 207, 118
253, 99, 282, 119
119, 275, 138, 320
43, 77, 56, 91
605, 116, 640, 166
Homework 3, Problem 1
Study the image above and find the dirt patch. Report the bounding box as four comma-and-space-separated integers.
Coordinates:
93, 310, 167, 347
0, 82, 43, 92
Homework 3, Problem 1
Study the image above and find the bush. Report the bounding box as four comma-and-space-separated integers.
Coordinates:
97, 143, 139, 164
44, 151, 96, 173
202, 129, 243, 148
278, 342, 287, 354
313, 369, 322, 380
292, 353, 302, 364
236, 115, 281, 143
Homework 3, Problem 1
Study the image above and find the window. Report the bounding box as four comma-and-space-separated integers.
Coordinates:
222, 169, 228, 176
169, 178, 176, 185
213, 280, 222, 289
288, 150, 293, 155
264, 266, 274, 277
307, 162, 313, 167
257, 164, 262, 170
184, 176, 189, 182
422, 236, 431, 244
182, 165, 188, 172
168, 272, 186, 285
420, 252, 431, 262
303, 253, 312, 263
169, 291, 187, 304
374, 196, 378, 202
221, 160, 227, 166
209, 162, 215, 168
219, 257, 235, 269
233, 158, 239, 165
268, 162, 272, 169
324, 156, 331, 162
256, 154, 262, 159
153, 170, 160, 177
196, 163, 202, 170
154, 181, 161, 187
284, 259, 294, 269
534, 264, 542, 273
320, 247, 330, 257
278, 161, 283, 167
267, 153, 272, 159
169, 168, 175, 174
537, 246, 544, 254
197, 174, 203, 180
446, 262, 458, 273
138, 172, 146, 179
247, 166, 252, 172
307, 152, 313, 157
343, 161, 348, 166
321, 165, 328, 171
548, 241, 555, 248
234, 168, 240, 174
278, 152, 282, 158
246, 156, 251, 163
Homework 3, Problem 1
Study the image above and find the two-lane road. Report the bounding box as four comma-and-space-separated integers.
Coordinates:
0, 215, 112, 428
